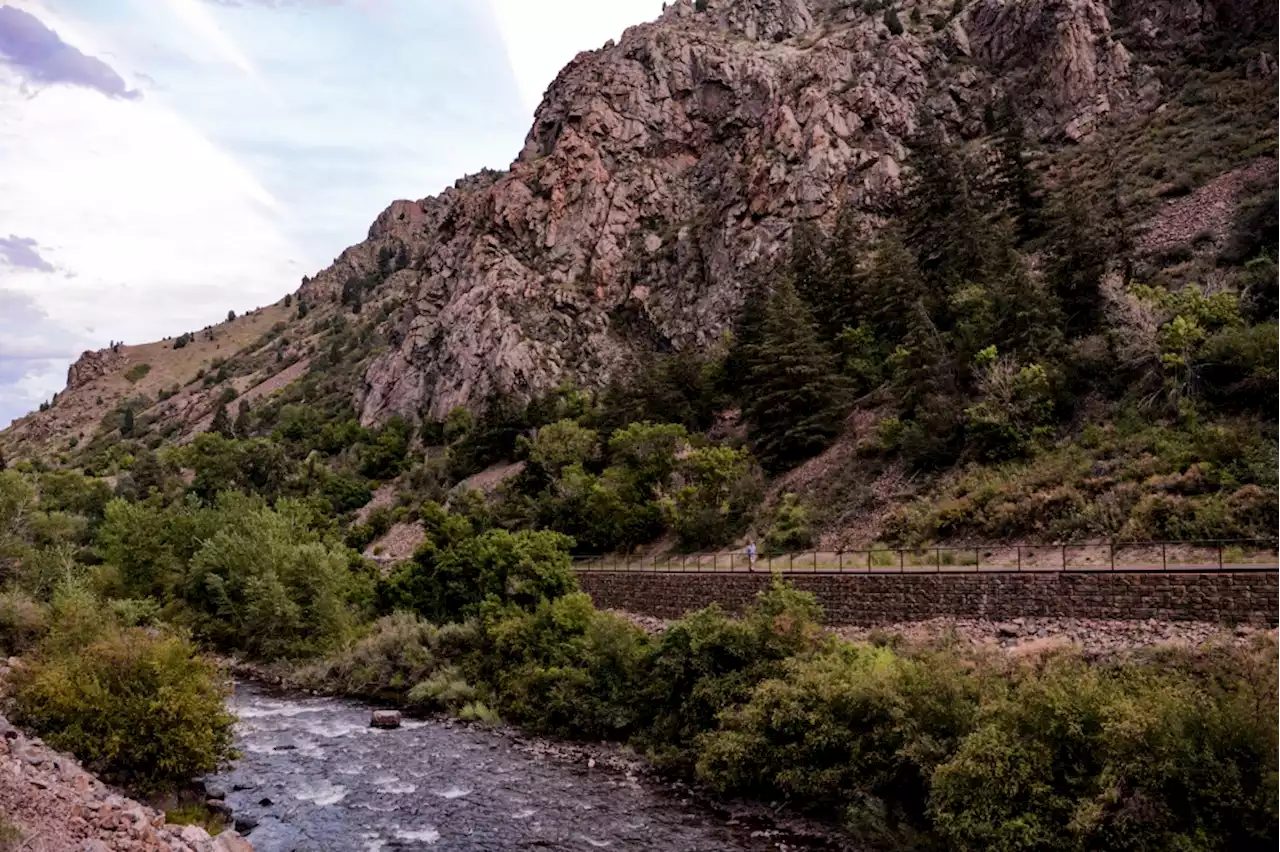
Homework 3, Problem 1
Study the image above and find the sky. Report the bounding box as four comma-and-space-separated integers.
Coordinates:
0, 0, 666, 427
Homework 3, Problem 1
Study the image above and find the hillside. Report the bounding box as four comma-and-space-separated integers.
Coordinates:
1, 0, 1276, 549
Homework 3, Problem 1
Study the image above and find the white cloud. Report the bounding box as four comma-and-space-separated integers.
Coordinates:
0, 55, 301, 422
490, 0, 667, 111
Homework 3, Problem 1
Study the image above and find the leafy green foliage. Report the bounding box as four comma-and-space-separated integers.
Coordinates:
477, 593, 651, 740
179, 498, 362, 658
763, 493, 813, 554
380, 527, 577, 624
10, 595, 236, 794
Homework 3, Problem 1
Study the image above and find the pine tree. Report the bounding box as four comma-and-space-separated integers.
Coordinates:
210, 403, 233, 439
743, 277, 851, 473
724, 279, 772, 397
1044, 193, 1109, 337
862, 231, 926, 343
992, 99, 1045, 242
820, 203, 867, 337
120, 407, 135, 438
789, 220, 827, 315
902, 129, 993, 307
234, 400, 252, 439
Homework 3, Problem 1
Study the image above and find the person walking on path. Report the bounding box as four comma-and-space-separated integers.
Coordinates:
746, 540, 757, 571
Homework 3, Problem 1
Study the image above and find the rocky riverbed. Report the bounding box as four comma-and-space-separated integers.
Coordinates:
606, 610, 1274, 657
207, 682, 840, 852
0, 707, 251, 852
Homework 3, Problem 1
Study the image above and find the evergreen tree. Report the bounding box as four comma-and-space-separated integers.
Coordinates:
210, 403, 234, 439
819, 203, 867, 337
234, 400, 252, 439
724, 279, 772, 396
742, 277, 851, 473
131, 448, 165, 497
1044, 193, 1109, 337
862, 231, 926, 343
902, 129, 995, 317
992, 99, 1044, 242
120, 407, 135, 438
789, 220, 827, 314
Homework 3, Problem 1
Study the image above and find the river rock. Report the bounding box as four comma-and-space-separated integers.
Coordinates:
370, 710, 402, 729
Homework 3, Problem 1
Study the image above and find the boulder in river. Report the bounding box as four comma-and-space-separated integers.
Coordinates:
370, 710, 402, 729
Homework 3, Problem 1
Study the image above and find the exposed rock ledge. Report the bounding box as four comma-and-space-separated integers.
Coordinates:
0, 707, 252, 852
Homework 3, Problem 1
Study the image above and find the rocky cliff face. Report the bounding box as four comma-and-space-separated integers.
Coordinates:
298, 0, 1190, 426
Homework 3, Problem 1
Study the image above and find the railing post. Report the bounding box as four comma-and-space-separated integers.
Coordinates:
1218, 541, 1223, 570
1017, 545, 1021, 572
899, 549, 904, 573
936, 546, 941, 573
838, 550, 844, 572
788, 552, 794, 572
867, 549, 872, 572
1062, 543, 1067, 571
1162, 542, 1167, 571
1110, 541, 1115, 572
975, 547, 980, 572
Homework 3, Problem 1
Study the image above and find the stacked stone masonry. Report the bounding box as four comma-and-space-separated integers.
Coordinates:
576, 571, 1279, 626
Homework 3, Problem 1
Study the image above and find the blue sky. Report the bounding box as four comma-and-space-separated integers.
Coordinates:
0, 0, 665, 426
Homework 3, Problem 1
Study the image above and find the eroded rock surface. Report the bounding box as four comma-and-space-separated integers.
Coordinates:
0, 711, 253, 852
297, 0, 1185, 425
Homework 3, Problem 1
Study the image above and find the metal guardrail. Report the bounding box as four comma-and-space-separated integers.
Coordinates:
572, 539, 1280, 575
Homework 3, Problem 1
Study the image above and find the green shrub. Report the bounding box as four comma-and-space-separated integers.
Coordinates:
407, 665, 478, 713
293, 612, 457, 697
0, 588, 48, 655
697, 642, 981, 833
635, 581, 828, 772
763, 493, 814, 554
124, 363, 152, 383
384, 528, 577, 623
929, 648, 1278, 852
10, 626, 236, 794
477, 593, 651, 740
180, 499, 359, 659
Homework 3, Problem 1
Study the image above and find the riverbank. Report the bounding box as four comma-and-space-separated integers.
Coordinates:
0, 703, 252, 852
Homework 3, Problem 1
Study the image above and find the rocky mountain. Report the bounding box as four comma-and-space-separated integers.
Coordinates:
3, 0, 1275, 460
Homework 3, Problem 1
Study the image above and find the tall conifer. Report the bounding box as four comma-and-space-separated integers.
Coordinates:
742, 277, 850, 472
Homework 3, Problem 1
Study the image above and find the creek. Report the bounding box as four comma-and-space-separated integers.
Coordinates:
207, 682, 843, 852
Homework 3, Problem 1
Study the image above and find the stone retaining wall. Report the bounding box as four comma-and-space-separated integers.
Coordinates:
575, 570, 1279, 626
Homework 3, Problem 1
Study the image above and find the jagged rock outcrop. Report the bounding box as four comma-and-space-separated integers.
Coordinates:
293, 0, 1181, 426
67, 348, 129, 391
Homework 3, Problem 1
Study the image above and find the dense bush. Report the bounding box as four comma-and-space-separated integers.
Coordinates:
179, 499, 362, 658
380, 527, 577, 623
476, 593, 650, 740
292, 612, 472, 697
9, 589, 236, 794
930, 643, 1278, 852
0, 588, 47, 655
635, 582, 828, 772
697, 642, 981, 833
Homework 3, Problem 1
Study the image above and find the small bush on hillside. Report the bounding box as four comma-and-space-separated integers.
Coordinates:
763, 493, 814, 554
0, 588, 48, 655
10, 620, 236, 794
124, 363, 152, 383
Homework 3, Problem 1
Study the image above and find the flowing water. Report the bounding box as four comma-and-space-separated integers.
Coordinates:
208, 682, 838, 852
